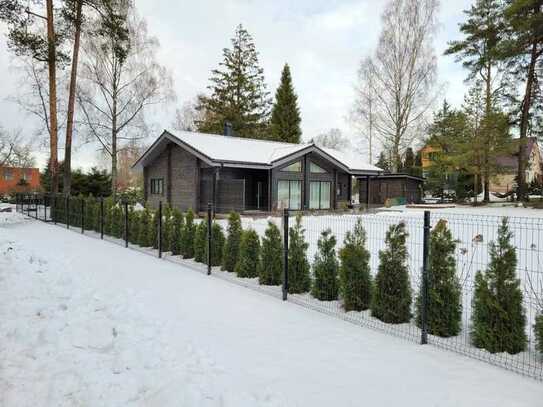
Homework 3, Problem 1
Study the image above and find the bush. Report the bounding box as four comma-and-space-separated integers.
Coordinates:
151, 209, 159, 249
312, 229, 339, 301
84, 196, 97, 231
536, 313, 543, 355
339, 218, 372, 311
181, 208, 195, 258
287, 214, 311, 294
206, 222, 225, 267
371, 222, 412, 324
169, 208, 184, 255
162, 206, 173, 252
110, 204, 123, 239
128, 208, 140, 244
416, 219, 462, 337
103, 197, 114, 235
138, 207, 152, 247
471, 218, 527, 354
222, 212, 242, 272
193, 220, 207, 263
258, 221, 283, 285
235, 229, 260, 278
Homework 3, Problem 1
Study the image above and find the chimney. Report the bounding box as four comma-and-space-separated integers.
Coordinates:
224, 121, 233, 137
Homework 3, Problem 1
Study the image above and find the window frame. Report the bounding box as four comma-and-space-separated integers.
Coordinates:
309, 181, 331, 210
309, 161, 328, 174
280, 161, 302, 173
277, 179, 302, 210
150, 178, 164, 195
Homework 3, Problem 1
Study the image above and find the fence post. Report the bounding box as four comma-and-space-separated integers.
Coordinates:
158, 201, 163, 258
81, 198, 85, 233
124, 201, 129, 248
421, 210, 431, 345
207, 202, 212, 275
282, 208, 289, 301
53, 195, 56, 224
66, 196, 70, 229
100, 197, 104, 239
42, 195, 46, 221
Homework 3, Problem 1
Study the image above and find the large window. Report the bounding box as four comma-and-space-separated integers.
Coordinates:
309, 161, 327, 174
277, 180, 301, 209
309, 181, 331, 209
280, 161, 302, 172
150, 178, 164, 195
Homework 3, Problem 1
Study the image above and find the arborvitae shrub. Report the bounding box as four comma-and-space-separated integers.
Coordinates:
258, 221, 283, 285
162, 206, 173, 252
416, 219, 462, 337
181, 208, 195, 258
472, 218, 527, 354
339, 218, 372, 311
222, 212, 242, 272
93, 199, 102, 232
205, 222, 225, 266
287, 214, 311, 294
104, 197, 114, 235
128, 208, 140, 244
150, 209, 159, 249
193, 220, 208, 263
84, 196, 96, 231
138, 207, 152, 247
312, 229, 339, 301
535, 313, 543, 355
371, 222, 412, 323
110, 204, 123, 239
170, 208, 184, 255
235, 229, 260, 278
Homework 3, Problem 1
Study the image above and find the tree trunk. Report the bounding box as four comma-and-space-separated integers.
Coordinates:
111, 89, 118, 200
46, 0, 59, 194
474, 173, 479, 206
483, 64, 492, 203
517, 40, 538, 202
63, 0, 83, 196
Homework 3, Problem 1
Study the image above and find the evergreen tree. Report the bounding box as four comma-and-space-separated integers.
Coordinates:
103, 197, 114, 235
536, 313, 543, 355
371, 222, 412, 323
258, 221, 283, 285
138, 207, 152, 247
150, 209, 159, 249
170, 208, 184, 256
206, 222, 225, 267
222, 212, 242, 272
84, 195, 96, 231
129, 208, 140, 245
198, 24, 271, 138
471, 218, 527, 354
235, 229, 260, 278
311, 229, 339, 301
193, 220, 208, 263
162, 206, 173, 253
181, 208, 196, 258
339, 218, 372, 311
287, 214, 311, 294
270, 63, 302, 143
416, 219, 462, 337
375, 152, 391, 173
402, 147, 415, 174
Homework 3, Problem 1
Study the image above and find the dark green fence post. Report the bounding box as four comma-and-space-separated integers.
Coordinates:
421, 210, 431, 345
124, 202, 129, 248
282, 208, 289, 301
66, 196, 70, 229
100, 197, 104, 239
207, 202, 212, 275
158, 201, 162, 258
81, 198, 85, 233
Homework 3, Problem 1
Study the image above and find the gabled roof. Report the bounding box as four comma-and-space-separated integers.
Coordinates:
133, 130, 382, 175
496, 137, 540, 169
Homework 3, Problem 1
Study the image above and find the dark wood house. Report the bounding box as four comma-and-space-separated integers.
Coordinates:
133, 129, 382, 213
358, 174, 424, 207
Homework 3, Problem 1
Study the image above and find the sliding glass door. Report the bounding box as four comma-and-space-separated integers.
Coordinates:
277, 180, 302, 210
309, 181, 331, 209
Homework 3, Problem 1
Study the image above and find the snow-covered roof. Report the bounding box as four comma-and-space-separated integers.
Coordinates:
134, 130, 382, 175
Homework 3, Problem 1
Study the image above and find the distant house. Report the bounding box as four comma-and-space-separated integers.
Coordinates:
133, 129, 382, 213
0, 166, 41, 195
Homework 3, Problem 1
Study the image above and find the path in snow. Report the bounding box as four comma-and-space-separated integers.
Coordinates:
1, 214, 542, 406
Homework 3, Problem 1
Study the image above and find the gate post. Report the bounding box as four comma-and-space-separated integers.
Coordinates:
158, 201, 163, 258
100, 197, 104, 239
124, 201, 129, 248
282, 208, 289, 301
207, 202, 212, 275
81, 198, 85, 233
421, 210, 431, 345
66, 196, 70, 229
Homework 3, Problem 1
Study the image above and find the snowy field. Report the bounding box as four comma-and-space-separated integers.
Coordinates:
1, 210, 543, 406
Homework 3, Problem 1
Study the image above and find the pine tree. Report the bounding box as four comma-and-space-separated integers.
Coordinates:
339, 218, 372, 311
311, 230, 339, 301
170, 208, 184, 256
471, 218, 527, 354
375, 151, 391, 173
206, 222, 225, 267
287, 214, 311, 294
222, 212, 242, 272
235, 229, 260, 278
258, 221, 283, 285
270, 63, 302, 143
535, 313, 543, 355
197, 24, 271, 138
181, 208, 195, 258
371, 222, 412, 323
193, 220, 208, 263
416, 219, 462, 337
138, 207, 152, 247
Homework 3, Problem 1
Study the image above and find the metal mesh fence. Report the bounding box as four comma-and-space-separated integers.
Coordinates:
15, 194, 543, 380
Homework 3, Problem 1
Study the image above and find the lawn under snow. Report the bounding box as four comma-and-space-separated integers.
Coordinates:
1, 210, 542, 406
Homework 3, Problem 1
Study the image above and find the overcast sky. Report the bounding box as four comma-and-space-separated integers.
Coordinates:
0, 0, 473, 170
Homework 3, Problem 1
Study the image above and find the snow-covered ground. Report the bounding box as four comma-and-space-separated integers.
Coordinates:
1, 212, 542, 406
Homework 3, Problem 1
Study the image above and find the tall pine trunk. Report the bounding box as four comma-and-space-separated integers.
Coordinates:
63, 0, 83, 196
46, 0, 59, 193
483, 63, 491, 203
111, 95, 118, 200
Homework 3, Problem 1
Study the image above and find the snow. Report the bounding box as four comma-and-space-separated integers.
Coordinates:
1, 212, 542, 406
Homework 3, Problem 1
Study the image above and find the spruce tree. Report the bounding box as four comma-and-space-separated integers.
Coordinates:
181, 208, 195, 258
258, 221, 283, 285
206, 222, 225, 267
536, 313, 543, 356
287, 214, 311, 294
312, 229, 339, 301
416, 219, 462, 337
170, 208, 184, 256
138, 207, 152, 247
471, 218, 527, 354
193, 220, 208, 263
222, 212, 242, 272
270, 64, 302, 143
339, 218, 372, 311
198, 24, 271, 138
371, 222, 412, 323
235, 229, 260, 278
